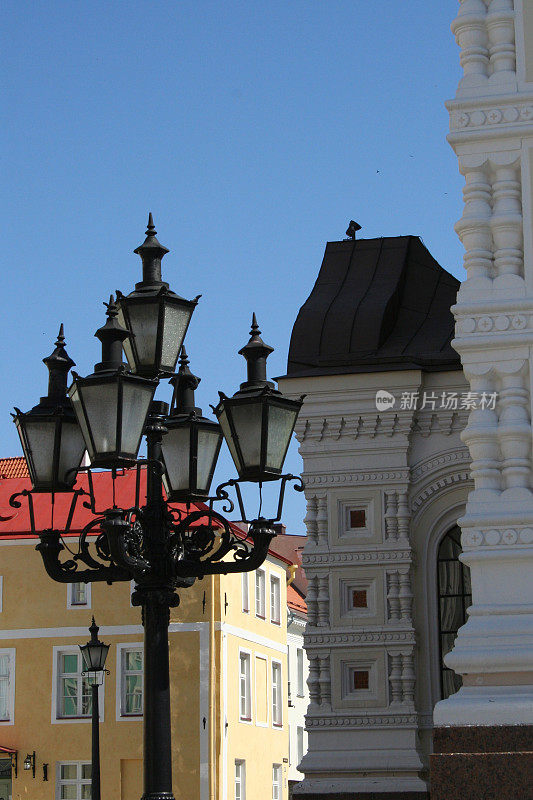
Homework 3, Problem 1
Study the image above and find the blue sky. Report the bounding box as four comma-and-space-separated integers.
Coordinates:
2, 1, 463, 532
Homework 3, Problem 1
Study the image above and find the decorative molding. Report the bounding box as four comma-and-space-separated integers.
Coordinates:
303, 550, 412, 566
411, 471, 472, 513
462, 526, 533, 547
306, 713, 419, 728
411, 448, 472, 484
305, 631, 416, 647
303, 470, 409, 487
457, 311, 530, 335
450, 103, 533, 130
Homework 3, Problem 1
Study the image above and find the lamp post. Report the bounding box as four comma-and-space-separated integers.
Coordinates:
10, 215, 304, 800
80, 618, 109, 800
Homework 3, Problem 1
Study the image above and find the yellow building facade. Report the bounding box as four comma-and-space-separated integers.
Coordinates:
0, 466, 295, 800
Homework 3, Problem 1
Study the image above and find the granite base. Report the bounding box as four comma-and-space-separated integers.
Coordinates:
430, 725, 533, 800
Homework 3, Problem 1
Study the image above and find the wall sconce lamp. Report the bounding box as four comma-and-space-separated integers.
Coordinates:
10, 752, 16, 778
43, 763, 48, 782
23, 751, 35, 778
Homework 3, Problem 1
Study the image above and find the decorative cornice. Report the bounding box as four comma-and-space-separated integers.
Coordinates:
305, 631, 416, 647
303, 470, 409, 487
306, 713, 419, 728
303, 550, 412, 566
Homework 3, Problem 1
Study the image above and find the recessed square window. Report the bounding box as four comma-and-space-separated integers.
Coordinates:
349, 509, 366, 528
353, 670, 369, 690
352, 589, 367, 609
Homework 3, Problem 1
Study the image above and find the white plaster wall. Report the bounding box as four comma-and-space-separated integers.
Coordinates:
278, 369, 471, 795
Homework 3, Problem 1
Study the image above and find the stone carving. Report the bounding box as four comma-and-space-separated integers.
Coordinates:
303, 551, 413, 566
384, 491, 398, 541
462, 526, 533, 547
411, 448, 471, 483
451, 0, 516, 94
317, 575, 330, 627
304, 470, 409, 487
319, 655, 332, 709
306, 714, 419, 728
303, 495, 318, 545
411, 472, 472, 513
305, 631, 416, 646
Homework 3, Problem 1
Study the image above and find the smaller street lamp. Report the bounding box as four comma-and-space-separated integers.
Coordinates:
69, 297, 157, 468
215, 314, 303, 482
80, 617, 109, 800
116, 214, 199, 378
23, 752, 35, 778
13, 326, 85, 492
161, 347, 223, 502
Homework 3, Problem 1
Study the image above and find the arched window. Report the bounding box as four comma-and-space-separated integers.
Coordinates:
437, 526, 471, 699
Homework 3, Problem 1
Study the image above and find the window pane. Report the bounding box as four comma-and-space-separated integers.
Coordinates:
125, 651, 143, 671
81, 785, 92, 800
0, 677, 9, 718
0, 656, 9, 676
62, 654, 78, 673
81, 764, 92, 780
60, 765, 77, 780
60, 786, 77, 800
437, 526, 470, 700
126, 675, 143, 713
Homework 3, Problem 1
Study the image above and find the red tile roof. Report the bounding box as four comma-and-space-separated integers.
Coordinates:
0, 457, 28, 480
0, 468, 245, 538
268, 533, 307, 596
287, 584, 307, 614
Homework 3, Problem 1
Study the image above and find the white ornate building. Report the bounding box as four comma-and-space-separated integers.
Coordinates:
279, 3, 533, 798
278, 235, 473, 798
431, 2, 533, 797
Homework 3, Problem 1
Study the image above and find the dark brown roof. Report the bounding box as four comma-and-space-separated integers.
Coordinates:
284, 236, 461, 378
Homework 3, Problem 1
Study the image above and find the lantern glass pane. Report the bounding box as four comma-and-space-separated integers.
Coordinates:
218, 407, 242, 471
231, 402, 263, 469
117, 307, 135, 370
126, 301, 159, 368
197, 428, 222, 491
69, 384, 94, 459
79, 383, 119, 455
160, 303, 191, 373
162, 426, 191, 493
58, 420, 86, 485
266, 405, 299, 471
120, 381, 155, 456
20, 419, 56, 483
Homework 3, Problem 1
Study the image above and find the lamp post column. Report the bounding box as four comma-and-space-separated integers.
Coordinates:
137, 402, 177, 800
91, 682, 101, 800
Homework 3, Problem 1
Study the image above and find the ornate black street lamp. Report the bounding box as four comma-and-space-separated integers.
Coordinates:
10, 215, 304, 800
80, 618, 109, 800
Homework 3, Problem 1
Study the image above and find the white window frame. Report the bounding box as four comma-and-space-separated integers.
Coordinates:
116, 643, 143, 720
242, 573, 249, 613
271, 659, 283, 728
255, 569, 266, 619
270, 574, 281, 625
296, 648, 304, 697
272, 763, 282, 800
235, 759, 246, 800
0, 649, 15, 725
67, 581, 91, 609
254, 654, 269, 727
52, 646, 104, 724
56, 761, 91, 799
297, 725, 304, 767
239, 649, 252, 723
